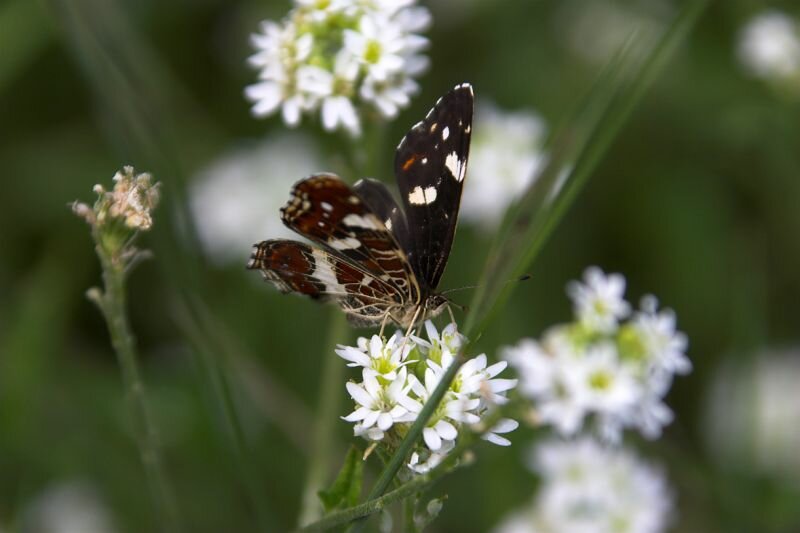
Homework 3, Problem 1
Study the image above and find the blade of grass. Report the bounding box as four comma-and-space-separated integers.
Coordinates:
466, 0, 710, 337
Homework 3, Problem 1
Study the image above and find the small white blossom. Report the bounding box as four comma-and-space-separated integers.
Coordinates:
245, 0, 430, 135
460, 101, 548, 229
22, 481, 118, 533
494, 438, 672, 533
342, 367, 417, 437
482, 418, 519, 447
568, 267, 630, 333
634, 295, 691, 377
705, 348, 800, 484
188, 133, 323, 264
505, 267, 690, 441
336, 332, 414, 380
738, 10, 800, 83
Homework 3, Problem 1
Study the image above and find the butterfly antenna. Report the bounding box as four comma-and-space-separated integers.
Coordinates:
441, 274, 531, 296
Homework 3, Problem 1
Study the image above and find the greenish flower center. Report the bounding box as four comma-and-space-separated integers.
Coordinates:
364, 40, 382, 63
616, 324, 647, 363
588, 370, 613, 391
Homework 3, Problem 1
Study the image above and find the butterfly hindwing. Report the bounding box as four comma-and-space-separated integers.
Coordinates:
248, 240, 404, 326
394, 83, 473, 290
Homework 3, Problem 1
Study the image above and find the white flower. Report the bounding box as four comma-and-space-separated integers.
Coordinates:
453, 353, 517, 407
408, 448, 449, 475
633, 295, 690, 376
705, 348, 800, 484
344, 15, 412, 82
460, 101, 548, 229
411, 320, 467, 365
360, 74, 418, 118
494, 438, 673, 533
342, 367, 417, 438
23, 481, 118, 533
188, 133, 323, 264
565, 342, 641, 416
482, 418, 519, 447
335, 332, 414, 380
738, 10, 800, 81
568, 267, 631, 333
245, 0, 431, 134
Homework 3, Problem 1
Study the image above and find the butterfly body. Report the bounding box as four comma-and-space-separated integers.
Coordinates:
248, 83, 473, 328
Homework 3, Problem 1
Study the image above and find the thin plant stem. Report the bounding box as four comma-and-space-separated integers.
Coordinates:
298, 310, 349, 526
89, 245, 180, 533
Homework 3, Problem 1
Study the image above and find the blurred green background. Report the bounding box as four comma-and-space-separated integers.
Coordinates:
1, 0, 799, 531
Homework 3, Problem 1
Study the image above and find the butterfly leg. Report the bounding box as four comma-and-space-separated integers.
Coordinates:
378, 311, 391, 338
404, 304, 423, 339
446, 304, 457, 325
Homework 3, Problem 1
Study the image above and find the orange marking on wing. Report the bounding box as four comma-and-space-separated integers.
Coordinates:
402, 155, 417, 171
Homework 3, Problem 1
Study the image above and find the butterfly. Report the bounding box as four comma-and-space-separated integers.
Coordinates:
247, 83, 473, 329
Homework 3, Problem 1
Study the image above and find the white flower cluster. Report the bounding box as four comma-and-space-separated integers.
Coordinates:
503, 267, 690, 442
72, 166, 160, 231
738, 10, 800, 87
338, 321, 518, 474
460, 101, 548, 230
245, 0, 431, 136
493, 437, 672, 533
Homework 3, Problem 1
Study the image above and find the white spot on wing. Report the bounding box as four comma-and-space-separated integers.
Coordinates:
408, 186, 438, 205
312, 249, 340, 293
329, 237, 361, 250
343, 213, 383, 230
321, 201, 333, 212
445, 151, 466, 182
442, 126, 450, 140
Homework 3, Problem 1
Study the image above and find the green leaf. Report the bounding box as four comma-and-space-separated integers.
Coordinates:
318, 446, 364, 513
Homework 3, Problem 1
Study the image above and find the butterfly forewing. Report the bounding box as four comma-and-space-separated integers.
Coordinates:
353, 178, 411, 254
280, 173, 419, 302
394, 83, 473, 291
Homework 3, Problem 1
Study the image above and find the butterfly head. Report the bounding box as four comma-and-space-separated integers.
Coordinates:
424, 293, 450, 318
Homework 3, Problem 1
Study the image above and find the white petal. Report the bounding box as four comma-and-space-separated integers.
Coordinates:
346, 382, 373, 408
491, 418, 520, 434
489, 378, 518, 393
336, 346, 371, 367
423, 427, 442, 451
485, 361, 507, 377
434, 419, 457, 441
377, 412, 394, 431
245, 82, 282, 116
342, 407, 370, 422
363, 410, 380, 428
282, 98, 302, 126
482, 433, 512, 446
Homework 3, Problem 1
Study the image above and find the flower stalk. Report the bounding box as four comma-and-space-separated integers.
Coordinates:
75, 167, 179, 532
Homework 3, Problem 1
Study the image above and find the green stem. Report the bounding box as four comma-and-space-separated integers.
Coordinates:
298, 298, 350, 526
91, 247, 179, 532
